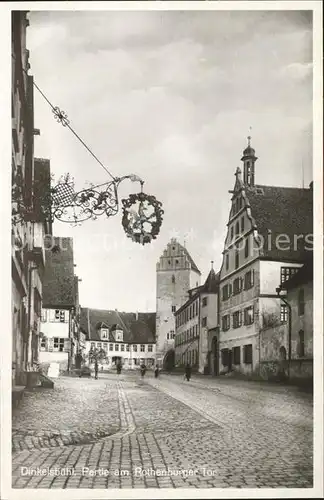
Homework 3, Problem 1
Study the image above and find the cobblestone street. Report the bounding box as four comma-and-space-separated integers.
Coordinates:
12, 372, 313, 489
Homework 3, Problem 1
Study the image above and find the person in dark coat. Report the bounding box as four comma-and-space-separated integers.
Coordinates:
94, 360, 99, 380
185, 363, 191, 381
154, 365, 159, 378
140, 363, 146, 378
116, 361, 122, 375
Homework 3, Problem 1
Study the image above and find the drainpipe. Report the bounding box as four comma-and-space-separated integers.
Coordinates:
276, 288, 292, 378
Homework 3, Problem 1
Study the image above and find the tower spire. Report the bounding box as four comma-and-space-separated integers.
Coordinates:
241, 131, 257, 187
211, 260, 214, 270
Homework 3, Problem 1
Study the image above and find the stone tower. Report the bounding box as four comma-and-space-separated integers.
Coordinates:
155, 238, 201, 367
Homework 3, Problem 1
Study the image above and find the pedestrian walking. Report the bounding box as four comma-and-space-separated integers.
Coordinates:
140, 363, 146, 378
94, 360, 99, 380
116, 361, 122, 375
154, 366, 159, 378
184, 363, 191, 382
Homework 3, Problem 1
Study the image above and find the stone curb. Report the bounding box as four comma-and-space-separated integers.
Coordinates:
12, 427, 120, 453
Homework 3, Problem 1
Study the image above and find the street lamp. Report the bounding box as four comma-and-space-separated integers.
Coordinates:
276, 286, 292, 379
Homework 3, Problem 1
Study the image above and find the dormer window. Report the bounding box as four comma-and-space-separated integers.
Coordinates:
101, 329, 108, 340
115, 329, 123, 342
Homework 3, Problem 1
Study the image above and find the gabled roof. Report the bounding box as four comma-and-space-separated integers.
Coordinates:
246, 184, 313, 262
178, 244, 201, 274
42, 236, 76, 308
80, 308, 156, 343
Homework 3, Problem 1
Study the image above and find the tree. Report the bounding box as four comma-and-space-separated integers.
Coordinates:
88, 347, 108, 365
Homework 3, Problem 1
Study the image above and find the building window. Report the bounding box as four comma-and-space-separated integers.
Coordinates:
53, 337, 64, 352
230, 226, 234, 240
115, 344, 120, 351
102, 343, 108, 351
221, 348, 229, 366
244, 270, 254, 290
244, 306, 254, 325
148, 344, 153, 352
222, 315, 230, 331
298, 289, 305, 316
109, 343, 113, 351
202, 297, 208, 307
97, 342, 102, 349
280, 266, 299, 284
101, 329, 108, 340
140, 344, 145, 352
235, 250, 239, 269
172, 275, 175, 284
225, 253, 229, 271
121, 344, 125, 351
41, 310, 47, 322
298, 330, 305, 357
202, 317, 207, 328
55, 310, 66, 323
233, 346, 240, 365
40, 337, 46, 351
222, 283, 232, 301
233, 277, 243, 295
133, 344, 138, 352
241, 217, 245, 233
91, 342, 95, 349
243, 344, 252, 364
245, 237, 249, 258
171, 305, 176, 313
235, 222, 239, 236
126, 344, 130, 351
233, 311, 242, 329
280, 305, 288, 324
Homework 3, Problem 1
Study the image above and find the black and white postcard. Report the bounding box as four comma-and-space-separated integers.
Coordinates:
1, 1, 323, 499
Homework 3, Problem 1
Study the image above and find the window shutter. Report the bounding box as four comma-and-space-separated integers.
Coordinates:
64, 339, 70, 352
48, 337, 54, 352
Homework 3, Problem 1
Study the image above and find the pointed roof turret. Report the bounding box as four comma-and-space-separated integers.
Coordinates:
202, 263, 219, 293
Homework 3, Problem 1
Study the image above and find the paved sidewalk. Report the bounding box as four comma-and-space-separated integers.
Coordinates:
12, 372, 313, 489
12, 375, 120, 452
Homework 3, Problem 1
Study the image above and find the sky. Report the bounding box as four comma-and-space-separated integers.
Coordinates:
26, 8, 313, 313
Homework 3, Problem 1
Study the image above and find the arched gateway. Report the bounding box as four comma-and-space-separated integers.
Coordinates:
163, 349, 175, 371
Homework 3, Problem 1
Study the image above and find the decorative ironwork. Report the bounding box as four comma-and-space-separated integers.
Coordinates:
10, 54, 164, 243
122, 189, 164, 245
52, 106, 70, 127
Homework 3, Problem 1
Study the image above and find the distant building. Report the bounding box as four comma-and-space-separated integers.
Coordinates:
156, 238, 201, 370
174, 264, 219, 373
80, 309, 156, 370
260, 257, 313, 381
39, 237, 78, 373
218, 138, 313, 377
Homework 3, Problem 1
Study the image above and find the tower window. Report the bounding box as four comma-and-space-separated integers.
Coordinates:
225, 253, 229, 271
235, 222, 239, 235
172, 305, 176, 313
230, 227, 234, 240
245, 237, 249, 258
235, 250, 239, 269
241, 216, 245, 233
